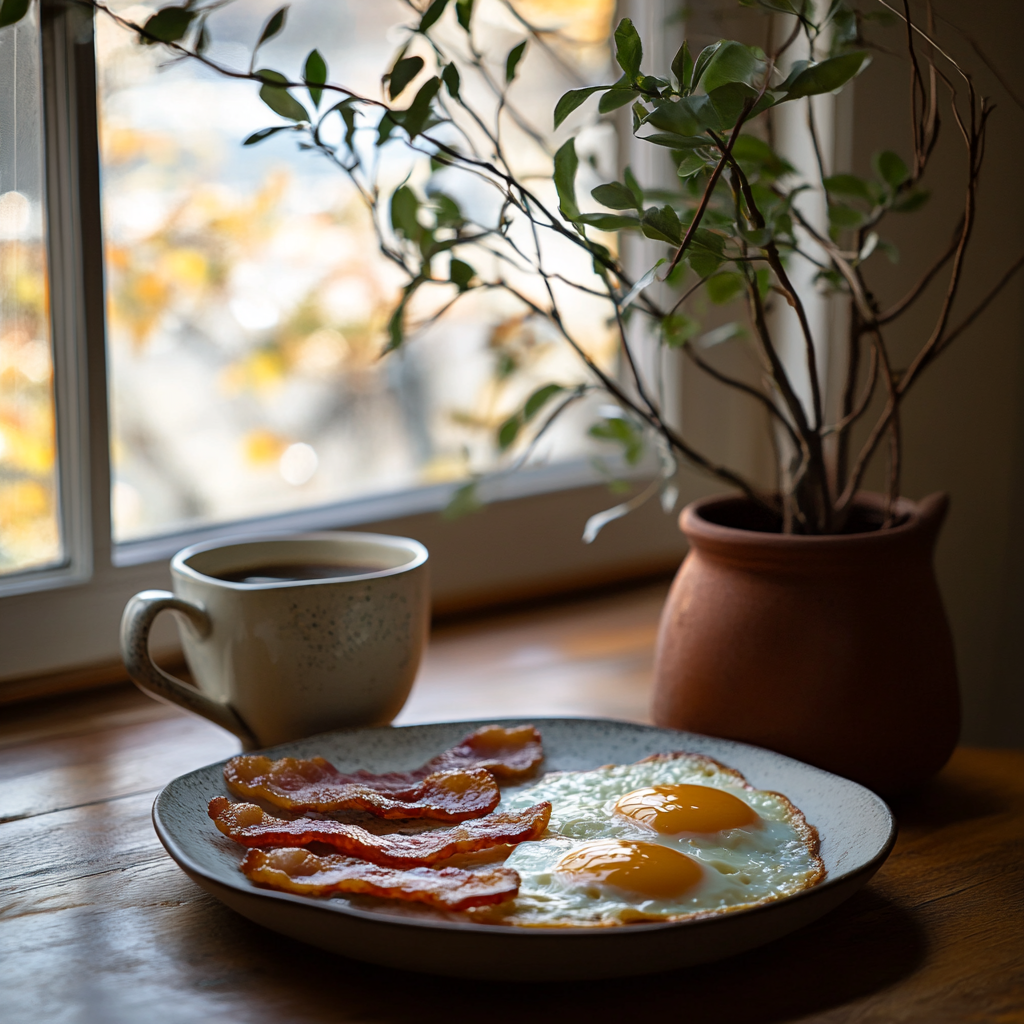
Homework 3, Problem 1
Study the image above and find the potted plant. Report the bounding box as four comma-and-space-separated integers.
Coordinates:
9, 0, 1019, 792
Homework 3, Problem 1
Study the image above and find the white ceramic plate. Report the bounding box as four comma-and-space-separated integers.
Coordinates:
153, 717, 895, 981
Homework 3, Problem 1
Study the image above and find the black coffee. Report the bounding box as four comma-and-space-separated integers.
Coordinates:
214, 562, 380, 584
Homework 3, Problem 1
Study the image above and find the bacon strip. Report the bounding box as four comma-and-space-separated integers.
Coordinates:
223, 726, 542, 821
224, 759, 500, 822
240, 847, 520, 910
209, 796, 551, 867
420, 725, 544, 781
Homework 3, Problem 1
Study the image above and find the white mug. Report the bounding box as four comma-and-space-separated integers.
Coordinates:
120, 531, 429, 749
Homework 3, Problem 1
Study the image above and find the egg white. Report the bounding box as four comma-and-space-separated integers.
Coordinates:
466, 753, 825, 927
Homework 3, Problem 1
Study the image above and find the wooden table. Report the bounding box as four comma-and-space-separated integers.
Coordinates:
2, 582, 1021, 1023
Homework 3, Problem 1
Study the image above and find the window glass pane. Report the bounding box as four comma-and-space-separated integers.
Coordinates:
97, 0, 617, 543
0, 8, 62, 575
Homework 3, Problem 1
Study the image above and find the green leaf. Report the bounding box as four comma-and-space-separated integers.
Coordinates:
498, 414, 522, 450
0, 0, 31, 29
644, 95, 714, 137
687, 229, 726, 276
877, 239, 900, 263
740, 0, 798, 12
385, 303, 406, 353
525, 383, 565, 420
455, 0, 474, 31
829, 203, 864, 229
671, 39, 693, 91
591, 181, 640, 211
257, 7, 288, 48
874, 150, 909, 190
257, 69, 309, 122
391, 185, 421, 240
705, 271, 745, 304
141, 6, 195, 44
450, 258, 474, 291
389, 55, 424, 100
731, 134, 793, 179
700, 41, 767, 94
589, 415, 644, 465
661, 312, 699, 348
823, 173, 874, 203
195, 17, 210, 55
442, 480, 482, 519
636, 132, 708, 150
505, 40, 527, 83
419, 0, 450, 33
614, 18, 643, 82
739, 222, 771, 247
402, 76, 441, 137
778, 59, 810, 90
783, 50, 870, 100
632, 100, 647, 133
383, 277, 424, 353
691, 42, 722, 90
892, 189, 930, 213
431, 193, 463, 226
707, 82, 774, 130
377, 110, 400, 145
243, 125, 294, 145
598, 87, 639, 114
575, 213, 641, 230
641, 205, 682, 245
330, 98, 358, 149
442, 62, 460, 99
624, 166, 644, 209
554, 138, 580, 221
755, 267, 771, 299
829, 3, 859, 47
553, 86, 607, 129
676, 152, 708, 179
303, 49, 326, 108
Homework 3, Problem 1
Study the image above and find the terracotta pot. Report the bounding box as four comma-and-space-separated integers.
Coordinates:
652, 492, 960, 795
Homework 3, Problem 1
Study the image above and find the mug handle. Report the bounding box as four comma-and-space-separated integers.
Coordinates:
120, 590, 257, 749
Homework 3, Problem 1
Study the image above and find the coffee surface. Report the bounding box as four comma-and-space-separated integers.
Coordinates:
213, 562, 380, 584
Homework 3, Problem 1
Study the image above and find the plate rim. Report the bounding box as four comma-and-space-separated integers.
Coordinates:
153, 714, 898, 939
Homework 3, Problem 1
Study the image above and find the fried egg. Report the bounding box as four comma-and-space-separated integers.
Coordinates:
467, 752, 825, 927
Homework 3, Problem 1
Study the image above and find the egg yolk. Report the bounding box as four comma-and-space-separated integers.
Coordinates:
613, 784, 760, 835
556, 839, 703, 899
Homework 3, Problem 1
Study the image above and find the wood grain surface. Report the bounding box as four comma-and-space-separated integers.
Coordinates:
1, 582, 1021, 1024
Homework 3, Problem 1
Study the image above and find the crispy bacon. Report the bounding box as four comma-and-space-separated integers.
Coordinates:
208, 796, 551, 868
222, 726, 542, 821
240, 847, 520, 910
420, 725, 544, 781
223, 758, 500, 822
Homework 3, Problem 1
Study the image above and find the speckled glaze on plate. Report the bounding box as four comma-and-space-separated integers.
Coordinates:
153, 717, 895, 981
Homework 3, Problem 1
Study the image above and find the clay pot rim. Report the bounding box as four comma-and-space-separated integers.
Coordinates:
681, 491, 945, 557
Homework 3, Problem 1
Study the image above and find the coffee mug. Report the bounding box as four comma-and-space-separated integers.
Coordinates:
120, 531, 429, 749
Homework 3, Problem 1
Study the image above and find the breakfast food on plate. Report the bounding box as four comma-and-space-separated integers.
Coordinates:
417, 724, 544, 781
224, 760, 501, 822
467, 752, 825, 927
209, 727, 826, 927
208, 795, 552, 867
222, 725, 543, 822
239, 848, 521, 911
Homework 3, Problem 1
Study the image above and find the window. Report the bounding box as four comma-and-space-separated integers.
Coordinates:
0, 0, 700, 696
0, 3, 61, 578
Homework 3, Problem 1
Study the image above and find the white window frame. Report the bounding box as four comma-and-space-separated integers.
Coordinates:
1, 0, 727, 699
